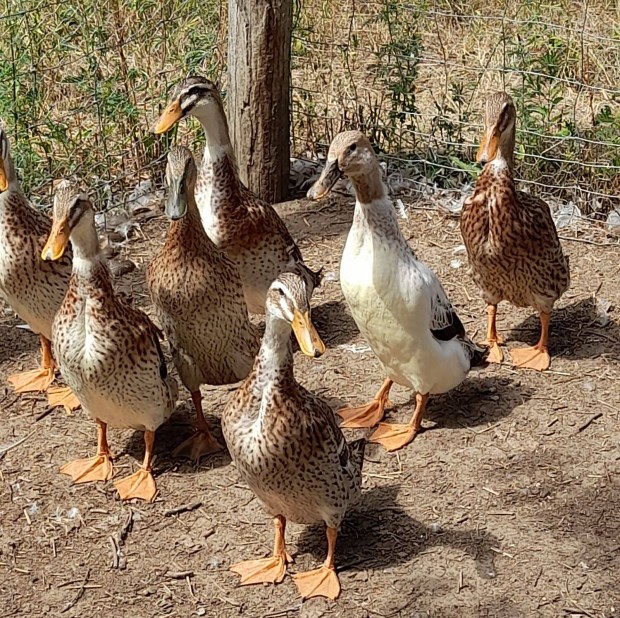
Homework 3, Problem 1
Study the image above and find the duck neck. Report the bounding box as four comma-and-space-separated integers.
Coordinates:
192, 101, 240, 184
491, 127, 516, 173
476, 144, 520, 246
349, 163, 386, 204
70, 212, 106, 280
166, 192, 207, 245
253, 314, 295, 392
349, 166, 402, 239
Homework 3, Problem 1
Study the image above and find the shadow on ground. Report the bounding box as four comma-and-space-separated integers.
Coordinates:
508, 297, 620, 362
376, 374, 534, 432
312, 299, 359, 347
297, 484, 498, 580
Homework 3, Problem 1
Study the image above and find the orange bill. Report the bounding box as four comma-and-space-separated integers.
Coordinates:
155, 100, 182, 134
292, 310, 326, 358
476, 127, 499, 164
0, 158, 7, 191
41, 218, 70, 261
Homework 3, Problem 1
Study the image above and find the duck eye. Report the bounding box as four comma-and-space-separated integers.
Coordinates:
349, 143, 357, 152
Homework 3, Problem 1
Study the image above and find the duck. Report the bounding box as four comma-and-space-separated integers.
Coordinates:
0, 127, 77, 409
222, 272, 364, 600
41, 181, 178, 502
153, 76, 321, 314
307, 130, 487, 452
460, 92, 570, 371
147, 146, 259, 461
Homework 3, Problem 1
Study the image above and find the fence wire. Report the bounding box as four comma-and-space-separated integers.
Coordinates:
291, 0, 620, 214
1, 0, 619, 215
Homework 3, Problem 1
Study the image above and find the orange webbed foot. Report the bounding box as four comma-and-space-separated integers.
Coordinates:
47, 386, 81, 413
292, 565, 341, 600
114, 468, 157, 502
60, 454, 114, 484
337, 398, 391, 429
509, 346, 550, 371
483, 340, 504, 364
230, 552, 291, 585
8, 368, 54, 393
172, 429, 224, 463
370, 422, 419, 452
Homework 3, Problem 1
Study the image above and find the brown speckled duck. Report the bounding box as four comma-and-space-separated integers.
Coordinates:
147, 146, 259, 461
0, 128, 77, 409
42, 181, 178, 502
222, 272, 364, 600
154, 76, 321, 314
460, 92, 570, 371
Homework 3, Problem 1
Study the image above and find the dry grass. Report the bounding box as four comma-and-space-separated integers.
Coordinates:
292, 0, 620, 209
2, 0, 620, 211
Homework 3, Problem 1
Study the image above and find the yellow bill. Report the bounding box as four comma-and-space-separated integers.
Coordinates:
41, 218, 70, 261
476, 128, 499, 164
154, 100, 182, 134
0, 158, 7, 191
291, 309, 326, 358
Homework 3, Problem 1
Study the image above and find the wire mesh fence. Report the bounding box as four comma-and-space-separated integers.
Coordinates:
292, 0, 620, 215
2, 0, 620, 215
0, 0, 227, 205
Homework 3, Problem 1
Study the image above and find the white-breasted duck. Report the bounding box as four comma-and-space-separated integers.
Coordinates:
308, 130, 487, 452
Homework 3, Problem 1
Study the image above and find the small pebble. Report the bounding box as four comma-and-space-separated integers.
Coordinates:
205, 556, 223, 570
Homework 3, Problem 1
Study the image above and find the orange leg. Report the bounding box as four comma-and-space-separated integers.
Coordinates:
510, 311, 551, 371
337, 377, 393, 428
60, 419, 114, 483
8, 335, 55, 393
230, 515, 292, 585
172, 390, 223, 462
370, 392, 429, 452
483, 304, 504, 364
114, 430, 158, 502
292, 526, 341, 600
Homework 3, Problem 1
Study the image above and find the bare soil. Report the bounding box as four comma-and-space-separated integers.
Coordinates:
1, 195, 619, 618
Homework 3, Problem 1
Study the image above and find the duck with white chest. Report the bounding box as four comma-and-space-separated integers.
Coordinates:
222, 273, 364, 600
308, 131, 487, 452
41, 181, 178, 502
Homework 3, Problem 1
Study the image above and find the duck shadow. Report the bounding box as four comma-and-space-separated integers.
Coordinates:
120, 402, 232, 473
297, 484, 498, 580
507, 297, 620, 362
372, 374, 533, 432
312, 300, 359, 347
428, 374, 535, 429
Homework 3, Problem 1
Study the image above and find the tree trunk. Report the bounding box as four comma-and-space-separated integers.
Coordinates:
227, 0, 292, 203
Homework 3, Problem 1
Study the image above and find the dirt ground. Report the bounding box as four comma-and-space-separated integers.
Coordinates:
1, 193, 619, 618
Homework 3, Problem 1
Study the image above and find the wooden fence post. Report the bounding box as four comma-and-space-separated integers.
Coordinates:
227, 0, 292, 203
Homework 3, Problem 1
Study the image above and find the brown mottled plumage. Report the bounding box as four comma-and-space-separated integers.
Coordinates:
147, 146, 258, 461
221, 273, 364, 600
0, 128, 77, 406
43, 182, 178, 502
154, 76, 321, 314
460, 92, 570, 370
